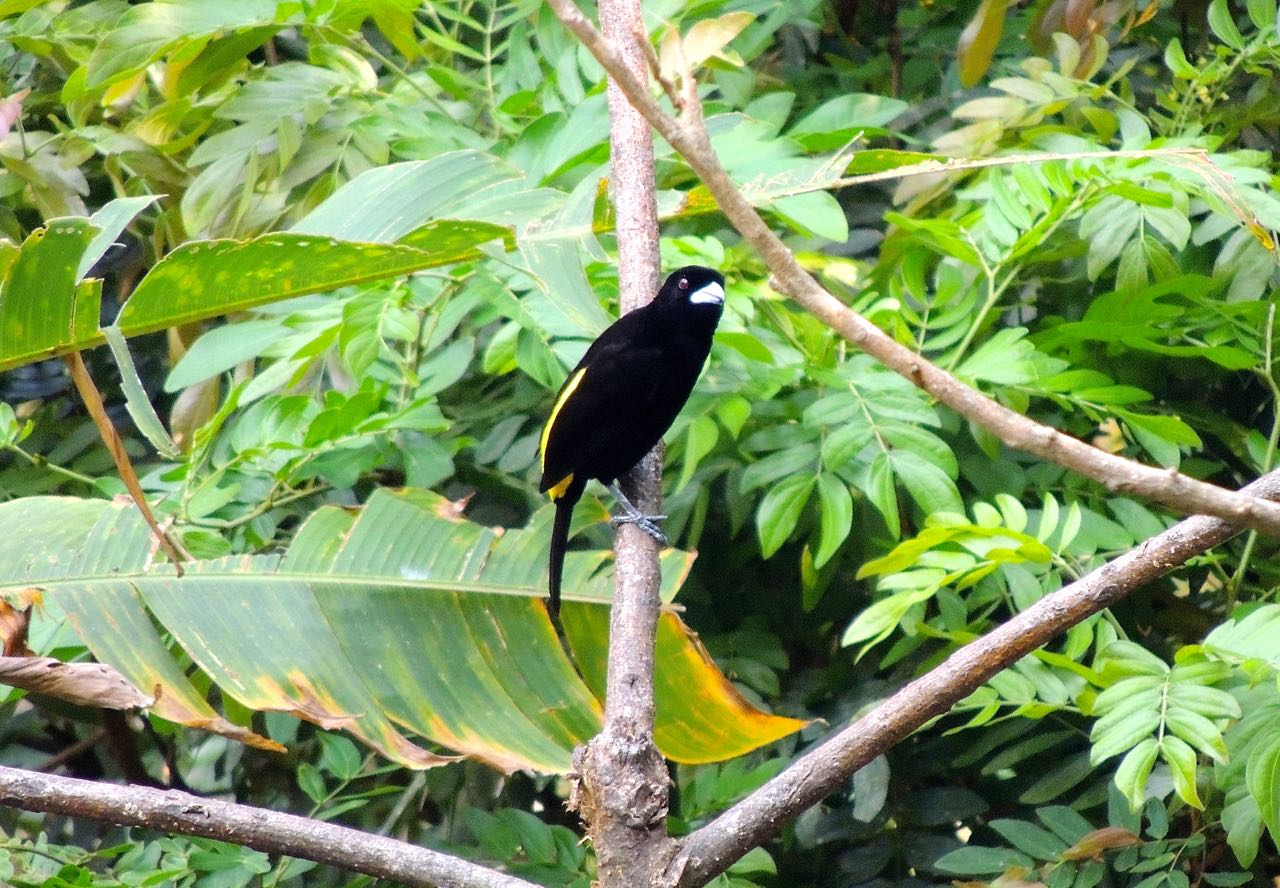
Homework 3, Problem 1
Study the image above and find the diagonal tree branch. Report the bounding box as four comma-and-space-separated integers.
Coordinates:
0, 765, 538, 888
544, 0, 1280, 540
568, 0, 678, 884
671, 464, 1280, 885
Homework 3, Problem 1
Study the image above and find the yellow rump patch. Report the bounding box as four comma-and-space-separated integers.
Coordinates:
546, 472, 575, 501
540, 367, 587, 470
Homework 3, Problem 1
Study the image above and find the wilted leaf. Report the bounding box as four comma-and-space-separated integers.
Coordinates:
958, 0, 1010, 87
0, 600, 32, 656
0, 655, 153, 709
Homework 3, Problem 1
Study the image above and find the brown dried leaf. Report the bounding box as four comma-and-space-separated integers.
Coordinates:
0, 601, 33, 657
433, 493, 472, 522
188, 715, 286, 753
0, 656, 153, 709
1064, 0, 1096, 36
958, 0, 1010, 87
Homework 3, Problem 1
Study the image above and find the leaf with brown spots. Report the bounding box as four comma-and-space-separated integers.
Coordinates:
1, 492, 804, 773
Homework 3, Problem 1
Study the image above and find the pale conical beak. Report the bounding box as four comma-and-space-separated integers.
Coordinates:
690, 281, 724, 305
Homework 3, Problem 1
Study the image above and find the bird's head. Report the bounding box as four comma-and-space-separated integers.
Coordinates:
659, 265, 725, 309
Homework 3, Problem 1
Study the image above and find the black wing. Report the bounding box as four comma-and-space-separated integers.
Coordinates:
539, 313, 668, 491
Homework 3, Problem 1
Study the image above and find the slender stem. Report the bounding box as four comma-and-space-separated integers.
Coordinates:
2, 444, 97, 486
946, 187, 1092, 370
183, 483, 328, 530
1227, 304, 1280, 609
64, 352, 189, 570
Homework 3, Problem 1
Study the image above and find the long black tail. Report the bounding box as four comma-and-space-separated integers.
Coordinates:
548, 495, 575, 619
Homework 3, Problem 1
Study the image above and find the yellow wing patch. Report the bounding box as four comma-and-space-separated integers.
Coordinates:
540, 367, 587, 470
546, 473, 575, 500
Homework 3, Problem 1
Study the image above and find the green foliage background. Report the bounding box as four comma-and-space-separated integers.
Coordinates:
0, 0, 1279, 886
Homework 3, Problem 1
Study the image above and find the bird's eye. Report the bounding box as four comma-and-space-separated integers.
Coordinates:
678, 278, 689, 290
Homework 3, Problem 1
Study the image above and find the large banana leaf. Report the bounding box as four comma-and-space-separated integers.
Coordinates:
0, 144, 863, 372
1, 491, 804, 773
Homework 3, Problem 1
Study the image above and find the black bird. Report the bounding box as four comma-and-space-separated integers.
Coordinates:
539, 265, 726, 618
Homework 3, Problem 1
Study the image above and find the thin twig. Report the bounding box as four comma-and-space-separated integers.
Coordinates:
0, 765, 538, 888
64, 353, 188, 572
36, 728, 108, 773
544, 0, 1280, 540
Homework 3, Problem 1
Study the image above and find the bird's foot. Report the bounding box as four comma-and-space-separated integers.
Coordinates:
610, 511, 668, 545
607, 483, 669, 547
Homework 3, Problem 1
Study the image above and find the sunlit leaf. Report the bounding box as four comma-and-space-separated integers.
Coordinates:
4, 492, 804, 773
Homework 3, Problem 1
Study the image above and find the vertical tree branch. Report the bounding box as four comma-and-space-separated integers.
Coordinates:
569, 0, 676, 885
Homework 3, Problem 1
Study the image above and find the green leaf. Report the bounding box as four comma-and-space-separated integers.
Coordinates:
769, 191, 849, 242
103, 326, 182, 459
756, 474, 816, 558
1246, 733, 1280, 843
1164, 707, 1228, 764
1162, 735, 1203, 809
1116, 410, 1202, 467
842, 585, 936, 649
787, 93, 907, 149
296, 763, 327, 803
726, 847, 776, 876
741, 445, 818, 492
2, 493, 805, 772
957, 327, 1038, 385
82, 0, 286, 91
1090, 684, 1161, 763
889, 450, 964, 515
1114, 737, 1159, 811
1207, 0, 1246, 48
1223, 786, 1264, 867
316, 732, 363, 780
1036, 806, 1095, 844
1246, 0, 1277, 29
988, 818, 1068, 859
1098, 640, 1170, 678
166, 320, 287, 391
1163, 38, 1198, 78
814, 472, 853, 568
0, 216, 512, 374
860, 451, 901, 538
934, 844, 1033, 876
0, 219, 100, 362
79, 196, 160, 281
677, 415, 720, 490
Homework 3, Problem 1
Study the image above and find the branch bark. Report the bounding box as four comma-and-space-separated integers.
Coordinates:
543, 0, 1280, 540
671, 465, 1280, 885
568, 0, 676, 885
0, 765, 538, 888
